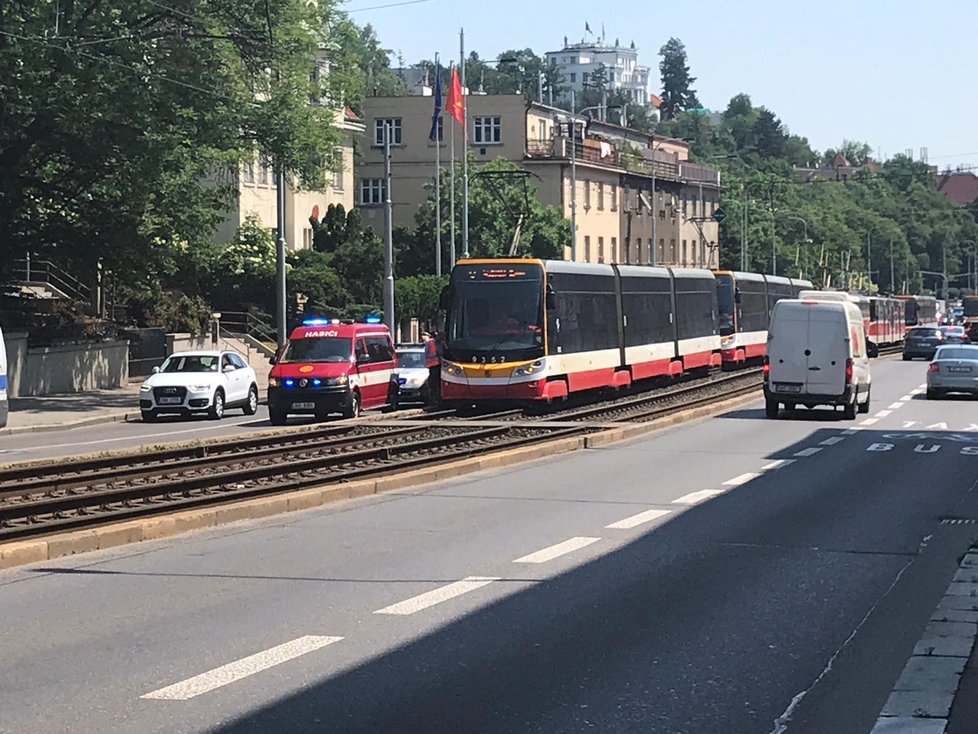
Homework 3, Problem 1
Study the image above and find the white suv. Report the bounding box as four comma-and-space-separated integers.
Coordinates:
139, 350, 259, 422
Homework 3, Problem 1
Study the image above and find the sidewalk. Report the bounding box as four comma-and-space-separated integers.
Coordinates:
0, 386, 141, 436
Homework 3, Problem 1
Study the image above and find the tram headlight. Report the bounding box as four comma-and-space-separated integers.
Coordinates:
512, 360, 545, 377
443, 362, 463, 377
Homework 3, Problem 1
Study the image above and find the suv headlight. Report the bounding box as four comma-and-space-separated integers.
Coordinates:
139, 383, 152, 392
324, 375, 349, 386
190, 384, 211, 391
512, 360, 544, 377
443, 362, 463, 377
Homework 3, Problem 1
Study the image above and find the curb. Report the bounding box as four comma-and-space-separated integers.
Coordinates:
870, 550, 978, 733
0, 410, 139, 437
0, 389, 761, 572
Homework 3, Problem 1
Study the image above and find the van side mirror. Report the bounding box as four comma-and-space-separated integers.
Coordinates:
268, 354, 277, 365
439, 286, 452, 311
152, 366, 161, 374
867, 341, 879, 359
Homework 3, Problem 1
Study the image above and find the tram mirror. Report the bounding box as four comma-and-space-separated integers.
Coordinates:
546, 283, 557, 310
734, 288, 742, 304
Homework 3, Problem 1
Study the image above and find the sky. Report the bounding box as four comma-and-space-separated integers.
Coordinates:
345, 0, 978, 171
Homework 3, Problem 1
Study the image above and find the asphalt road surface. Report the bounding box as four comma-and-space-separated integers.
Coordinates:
1, 359, 977, 733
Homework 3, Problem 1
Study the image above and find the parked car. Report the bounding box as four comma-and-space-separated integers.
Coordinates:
139, 350, 259, 422
396, 345, 431, 404
927, 345, 978, 399
902, 327, 944, 360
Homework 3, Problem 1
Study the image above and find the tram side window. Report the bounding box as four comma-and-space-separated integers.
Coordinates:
555, 291, 619, 353
740, 288, 769, 332
766, 283, 793, 316
621, 289, 673, 346
675, 288, 716, 339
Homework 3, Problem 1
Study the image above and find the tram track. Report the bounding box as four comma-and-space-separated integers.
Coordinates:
0, 370, 762, 543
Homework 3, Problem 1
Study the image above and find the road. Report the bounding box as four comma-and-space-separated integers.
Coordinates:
1, 359, 977, 733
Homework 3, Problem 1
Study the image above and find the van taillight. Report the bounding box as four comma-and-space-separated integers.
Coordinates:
762, 356, 770, 379
845, 358, 853, 384
928, 363, 939, 374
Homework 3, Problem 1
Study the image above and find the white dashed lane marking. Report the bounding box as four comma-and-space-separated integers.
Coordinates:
900, 395, 913, 401
723, 472, 760, 486
819, 436, 846, 446
605, 509, 672, 530
672, 489, 725, 505
841, 428, 862, 435
141, 635, 343, 700
762, 459, 796, 471
374, 577, 499, 615
513, 537, 601, 564
887, 401, 905, 410
794, 447, 822, 457
875, 410, 892, 418
860, 418, 879, 426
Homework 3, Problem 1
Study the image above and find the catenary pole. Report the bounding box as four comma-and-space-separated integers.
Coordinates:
460, 28, 469, 259
275, 166, 287, 348
383, 123, 395, 334
434, 53, 441, 277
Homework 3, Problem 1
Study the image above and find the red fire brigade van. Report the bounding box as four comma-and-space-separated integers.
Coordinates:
267, 318, 399, 425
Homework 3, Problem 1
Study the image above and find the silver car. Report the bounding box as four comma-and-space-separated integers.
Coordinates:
926, 344, 978, 399
396, 346, 431, 404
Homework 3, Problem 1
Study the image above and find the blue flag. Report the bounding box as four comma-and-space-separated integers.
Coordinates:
429, 63, 442, 142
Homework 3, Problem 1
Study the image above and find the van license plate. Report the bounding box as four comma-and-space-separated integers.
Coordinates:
292, 402, 316, 410
947, 366, 971, 373
159, 397, 182, 405
776, 384, 801, 393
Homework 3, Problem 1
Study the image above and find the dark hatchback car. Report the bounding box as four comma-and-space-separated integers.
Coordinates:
903, 327, 944, 360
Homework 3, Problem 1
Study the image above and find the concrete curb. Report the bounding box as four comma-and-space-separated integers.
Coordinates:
0, 389, 761, 572
0, 410, 139, 437
870, 550, 978, 733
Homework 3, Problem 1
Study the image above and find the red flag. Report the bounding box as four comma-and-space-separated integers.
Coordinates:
446, 65, 465, 130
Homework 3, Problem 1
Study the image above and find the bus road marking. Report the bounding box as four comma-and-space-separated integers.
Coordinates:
794, 447, 822, 457
819, 436, 846, 446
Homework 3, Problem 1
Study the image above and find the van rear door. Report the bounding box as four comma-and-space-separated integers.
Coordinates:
805, 306, 849, 396
768, 302, 811, 393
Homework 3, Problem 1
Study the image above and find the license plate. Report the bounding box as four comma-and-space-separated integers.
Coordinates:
776, 384, 802, 393
292, 401, 316, 410
947, 366, 971, 373
158, 397, 182, 405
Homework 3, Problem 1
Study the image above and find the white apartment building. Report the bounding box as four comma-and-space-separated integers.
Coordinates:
545, 39, 651, 106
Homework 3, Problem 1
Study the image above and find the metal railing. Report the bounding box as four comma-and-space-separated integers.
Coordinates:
219, 310, 277, 347
12, 256, 92, 302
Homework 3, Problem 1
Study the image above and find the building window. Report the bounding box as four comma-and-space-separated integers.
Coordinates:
303, 228, 314, 249
473, 116, 501, 144
570, 72, 577, 83
359, 178, 385, 205
611, 186, 618, 211
597, 182, 604, 210
636, 237, 643, 263
682, 239, 687, 266
611, 236, 617, 263
659, 208, 666, 220
332, 152, 344, 190
584, 235, 591, 263
373, 118, 402, 146
582, 72, 590, 85
598, 236, 604, 262
243, 160, 255, 184
583, 179, 591, 210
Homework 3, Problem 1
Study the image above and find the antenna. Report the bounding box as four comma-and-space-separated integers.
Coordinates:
920, 146, 928, 163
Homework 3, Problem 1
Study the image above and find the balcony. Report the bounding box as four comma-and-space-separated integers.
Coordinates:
526, 139, 619, 167
679, 162, 721, 186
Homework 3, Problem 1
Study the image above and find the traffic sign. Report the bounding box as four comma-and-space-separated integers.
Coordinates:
712, 207, 727, 224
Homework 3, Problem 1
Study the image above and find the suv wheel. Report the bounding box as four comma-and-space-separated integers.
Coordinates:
243, 385, 259, 415
208, 390, 225, 420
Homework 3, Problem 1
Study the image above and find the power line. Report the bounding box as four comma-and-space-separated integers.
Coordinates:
345, 0, 434, 13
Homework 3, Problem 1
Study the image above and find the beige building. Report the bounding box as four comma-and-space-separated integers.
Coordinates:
356, 94, 721, 268
212, 108, 365, 249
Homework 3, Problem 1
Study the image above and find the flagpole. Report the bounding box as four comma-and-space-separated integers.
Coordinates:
434, 54, 442, 278
460, 28, 469, 259
449, 62, 456, 268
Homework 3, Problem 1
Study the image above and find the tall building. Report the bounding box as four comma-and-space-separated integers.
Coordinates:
355, 94, 721, 269
544, 38, 651, 106
211, 108, 365, 250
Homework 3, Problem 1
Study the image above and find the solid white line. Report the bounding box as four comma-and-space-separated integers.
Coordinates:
605, 509, 672, 530
723, 472, 760, 486
860, 418, 879, 426
762, 459, 796, 471
819, 436, 846, 446
141, 635, 342, 701
672, 489, 725, 505
875, 410, 892, 418
513, 537, 601, 564
794, 447, 822, 457
374, 576, 499, 615
887, 401, 905, 410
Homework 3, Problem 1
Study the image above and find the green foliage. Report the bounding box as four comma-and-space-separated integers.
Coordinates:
658, 38, 700, 120
395, 275, 448, 325
288, 249, 350, 311
336, 22, 407, 114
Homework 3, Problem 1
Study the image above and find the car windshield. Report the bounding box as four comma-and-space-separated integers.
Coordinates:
909, 328, 941, 338
397, 351, 426, 368
941, 326, 964, 335
281, 337, 351, 363
935, 347, 978, 361
160, 355, 219, 373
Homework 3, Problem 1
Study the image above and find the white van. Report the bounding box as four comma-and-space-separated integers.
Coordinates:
764, 296, 876, 419
0, 325, 7, 428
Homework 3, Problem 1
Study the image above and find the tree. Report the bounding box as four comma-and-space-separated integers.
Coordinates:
335, 21, 407, 112
658, 38, 700, 120
395, 275, 448, 326
0, 0, 357, 287
753, 109, 787, 159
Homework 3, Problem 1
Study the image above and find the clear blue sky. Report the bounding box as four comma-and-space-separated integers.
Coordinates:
346, 0, 977, 170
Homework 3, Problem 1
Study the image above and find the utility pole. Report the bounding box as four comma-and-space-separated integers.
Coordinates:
570, 89, 578, 262
383, 123, 395, 334
434, 53, 441, 278
460, 29, 470, 259
275, 167, 288, 348
889, 239, 895, 294
866, 232, 872, 291
651, 140, 657, 267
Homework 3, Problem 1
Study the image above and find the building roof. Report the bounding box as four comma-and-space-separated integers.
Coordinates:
936, 172, 978, 207
344, 107, 362, 123
649, 94, 662, 108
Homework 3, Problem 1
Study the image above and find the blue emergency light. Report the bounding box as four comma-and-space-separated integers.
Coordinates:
285, 379, 296, 388
364, 315, 382, 324
302, 317, 331, 326
312, 378, 322, 386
